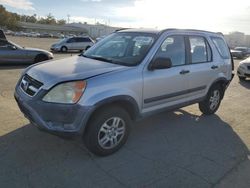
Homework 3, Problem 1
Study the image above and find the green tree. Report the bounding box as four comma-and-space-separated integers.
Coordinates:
57, 19, 66, 25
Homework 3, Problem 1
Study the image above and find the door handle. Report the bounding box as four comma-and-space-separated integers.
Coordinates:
180, 70, 190, 75
211, 65, 218, 69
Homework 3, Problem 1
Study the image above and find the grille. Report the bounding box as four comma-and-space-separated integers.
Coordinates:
20, 74, 43, 96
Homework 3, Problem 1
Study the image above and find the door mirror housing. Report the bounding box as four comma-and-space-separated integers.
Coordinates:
149, 57, 172, 71
6, 45, 17, 50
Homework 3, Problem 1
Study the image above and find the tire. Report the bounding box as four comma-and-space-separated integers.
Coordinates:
239, 76, 246, 81
199, 84, 222, 115
34, 54, 48, 63
60, 46, 68, 52
83, 106, 131, 156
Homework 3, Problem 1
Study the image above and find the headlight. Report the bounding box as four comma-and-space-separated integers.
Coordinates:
239, 65, 246, 70
43, 81, 87, 104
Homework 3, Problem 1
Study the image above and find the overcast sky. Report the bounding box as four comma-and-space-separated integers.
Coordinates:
1, 0, 250, 34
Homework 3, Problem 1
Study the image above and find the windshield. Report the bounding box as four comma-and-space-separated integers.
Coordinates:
83, 32, 156, 66
9, 41, 22, 49
57, 38, 68, 44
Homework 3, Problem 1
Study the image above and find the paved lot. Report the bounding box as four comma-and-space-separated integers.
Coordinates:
0, 37, 250, 188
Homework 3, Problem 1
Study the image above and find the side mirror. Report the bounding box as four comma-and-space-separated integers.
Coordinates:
6, 45, 17, 50
148, 57, 172, 71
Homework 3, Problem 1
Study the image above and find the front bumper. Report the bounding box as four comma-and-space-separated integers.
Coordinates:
237, 66, 250, 77
14, 85, 94, 136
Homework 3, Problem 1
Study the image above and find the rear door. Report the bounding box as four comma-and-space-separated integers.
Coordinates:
184, 35, 219, 99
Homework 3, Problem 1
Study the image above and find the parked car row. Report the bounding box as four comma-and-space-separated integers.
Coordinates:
231, 46, 250, 59
4, 30, 79, 39
0, 30, 97, 64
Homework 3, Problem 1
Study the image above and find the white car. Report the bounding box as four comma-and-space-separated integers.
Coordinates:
237, 57, 250, 80
51, 36, 94, 52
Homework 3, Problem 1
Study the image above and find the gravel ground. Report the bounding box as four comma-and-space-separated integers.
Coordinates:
0, 36, 249, 188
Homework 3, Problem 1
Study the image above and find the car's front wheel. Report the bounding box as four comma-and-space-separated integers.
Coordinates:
199, 84, 222, 115
60, 46, 68, 52
84, 106, 131, 156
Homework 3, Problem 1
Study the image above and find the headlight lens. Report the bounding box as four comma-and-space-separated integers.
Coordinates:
43, 81, 87, 104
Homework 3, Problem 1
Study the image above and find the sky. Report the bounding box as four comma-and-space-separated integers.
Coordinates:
1, 0, 250, 34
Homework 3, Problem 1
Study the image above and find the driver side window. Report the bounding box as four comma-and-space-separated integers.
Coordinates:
154, 35, 185, 67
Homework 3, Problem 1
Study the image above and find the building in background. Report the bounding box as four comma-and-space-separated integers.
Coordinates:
224, 32, 250, 48
18, 21, 120, 39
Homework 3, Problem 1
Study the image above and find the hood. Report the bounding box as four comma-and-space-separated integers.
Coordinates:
26, 56, 128, 89
24, 47, 52, 54
240, 57, 250, 65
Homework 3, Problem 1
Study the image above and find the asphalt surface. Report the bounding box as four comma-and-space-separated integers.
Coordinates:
0, 41, 249, 187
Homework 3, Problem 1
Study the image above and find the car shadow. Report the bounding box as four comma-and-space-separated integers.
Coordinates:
239, 79, 250, 89
0, 64, 29, 70
0, 109, 249, 187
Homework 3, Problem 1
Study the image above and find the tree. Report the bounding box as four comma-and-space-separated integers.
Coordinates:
57, 19, 66, 25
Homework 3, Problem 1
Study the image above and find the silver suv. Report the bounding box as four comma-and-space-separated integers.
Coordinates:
50, 36, 94, 52
15, 29, 234, 156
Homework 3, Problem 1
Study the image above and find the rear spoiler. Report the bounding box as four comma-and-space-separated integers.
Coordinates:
0, 30, 6, 40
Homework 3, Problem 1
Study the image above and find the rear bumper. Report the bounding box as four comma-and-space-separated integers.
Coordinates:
14, 86, 94, 136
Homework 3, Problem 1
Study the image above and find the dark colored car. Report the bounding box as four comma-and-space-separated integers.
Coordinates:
230, 49, 244, 59
0, 30, 53, 64
235, 47, 250, 57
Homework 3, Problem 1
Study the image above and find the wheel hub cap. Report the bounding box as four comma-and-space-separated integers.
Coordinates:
98, 117, 126, 149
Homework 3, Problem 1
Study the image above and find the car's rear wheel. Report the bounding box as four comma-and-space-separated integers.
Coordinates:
61, 46, 68, 52
83, 106, 131, 156
199, 84, 222, 115
34, 54, 48, 63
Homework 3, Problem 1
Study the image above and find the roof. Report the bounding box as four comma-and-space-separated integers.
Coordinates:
118, 28, 222, 36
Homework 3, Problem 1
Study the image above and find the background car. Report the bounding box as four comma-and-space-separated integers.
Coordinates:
231, 49, 244, 59
237, 57, 250, 81
50, 36, 94, 52
0, 30, 53, 64
234, 47, 250, 57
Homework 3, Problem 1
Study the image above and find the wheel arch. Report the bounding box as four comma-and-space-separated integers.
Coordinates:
34, 53, 49, 63
209, 77, 229, 99
82, 95, 140, 134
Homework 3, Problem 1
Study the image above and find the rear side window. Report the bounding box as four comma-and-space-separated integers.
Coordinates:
189, 36, 212, 64
211, 37, 230, 59
78, 37, 92, 42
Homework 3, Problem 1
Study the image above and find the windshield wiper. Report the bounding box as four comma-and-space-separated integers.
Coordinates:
81, 54, 115, 63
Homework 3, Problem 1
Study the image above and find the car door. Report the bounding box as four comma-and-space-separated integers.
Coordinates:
66, 38, 76, 50
0, 40, 28, 64
184, 35, 218, 99
142, 35, 190, 113
76, 37, 86, 50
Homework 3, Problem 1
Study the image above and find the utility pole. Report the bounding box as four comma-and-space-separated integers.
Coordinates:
67, 14, 70, 24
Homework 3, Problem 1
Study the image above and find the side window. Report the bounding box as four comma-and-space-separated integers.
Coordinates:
67, 38, 76, 43
211, 37, 230, 59
0, 40, 10, 50
84, 37, 92, 42
154, 35, 185, 66
189, 36, 212, 64
0, 40, 9, 47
